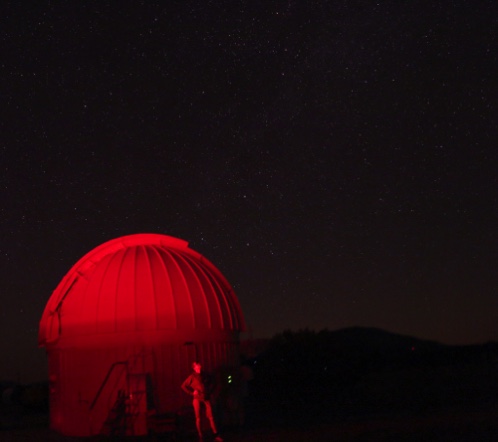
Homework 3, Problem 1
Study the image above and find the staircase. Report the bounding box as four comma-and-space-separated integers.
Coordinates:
100, 373, 148, 436
90, 353, 180, 437
101, 388, 129, 436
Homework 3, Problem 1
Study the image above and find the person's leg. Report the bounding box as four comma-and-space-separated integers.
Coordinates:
204, 399, 218, 434
193, 398, 202, 437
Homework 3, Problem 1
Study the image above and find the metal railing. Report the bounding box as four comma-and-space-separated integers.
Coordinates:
90, 360, 129, 411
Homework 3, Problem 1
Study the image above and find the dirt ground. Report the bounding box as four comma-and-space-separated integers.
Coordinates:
3, 407, 498, 442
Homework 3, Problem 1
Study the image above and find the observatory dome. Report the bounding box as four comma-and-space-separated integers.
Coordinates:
39, 233, 245, 347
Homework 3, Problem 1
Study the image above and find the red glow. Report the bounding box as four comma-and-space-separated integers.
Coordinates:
39, 234, 245, 436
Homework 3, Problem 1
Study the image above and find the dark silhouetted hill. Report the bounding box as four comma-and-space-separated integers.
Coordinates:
244, 328, 498, 427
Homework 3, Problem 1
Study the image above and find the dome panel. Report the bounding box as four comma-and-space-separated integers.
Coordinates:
148, 247, 177, 329
134, 246, 159, 331
160, 248, 195, 330
172, 250, 211, 329
112, 247, 135, 333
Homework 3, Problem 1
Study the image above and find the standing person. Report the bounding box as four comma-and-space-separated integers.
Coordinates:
181, 361, 223, 441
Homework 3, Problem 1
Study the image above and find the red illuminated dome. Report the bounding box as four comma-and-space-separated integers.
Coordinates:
39, 233, 245, 347
39, 233, 245, 437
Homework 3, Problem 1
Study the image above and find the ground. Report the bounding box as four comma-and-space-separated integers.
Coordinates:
3, 406, 498, 442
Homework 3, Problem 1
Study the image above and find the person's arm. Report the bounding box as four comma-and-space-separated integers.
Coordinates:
181, 375, 194, 396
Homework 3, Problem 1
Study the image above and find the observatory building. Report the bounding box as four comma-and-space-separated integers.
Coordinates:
38, 233, 245, 436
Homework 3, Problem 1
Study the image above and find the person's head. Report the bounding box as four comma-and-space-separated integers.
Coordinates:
192, 362, 202, 374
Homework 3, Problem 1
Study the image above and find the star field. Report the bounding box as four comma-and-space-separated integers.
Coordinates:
0, 1, 497, 382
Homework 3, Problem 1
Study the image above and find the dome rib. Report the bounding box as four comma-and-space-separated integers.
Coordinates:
161, 247, 195, 329
152, 247, 177, 329
88, 252, 111, 334
182, 253, 223, 329
143, 245, 159, 330
202, 264, 231, 329
99, 248, 125, 334
171, 249, 212, 330
132, 246, 139, 331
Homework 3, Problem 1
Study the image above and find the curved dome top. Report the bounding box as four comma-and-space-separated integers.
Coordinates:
39, 234, 245, 347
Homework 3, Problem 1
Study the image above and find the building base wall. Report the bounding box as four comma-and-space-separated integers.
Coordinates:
46, 337, 241, 436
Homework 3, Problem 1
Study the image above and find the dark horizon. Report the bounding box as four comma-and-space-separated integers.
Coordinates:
3, 325, 498, 384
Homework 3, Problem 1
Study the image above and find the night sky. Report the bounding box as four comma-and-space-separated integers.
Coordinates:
1, 1, 497, 382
